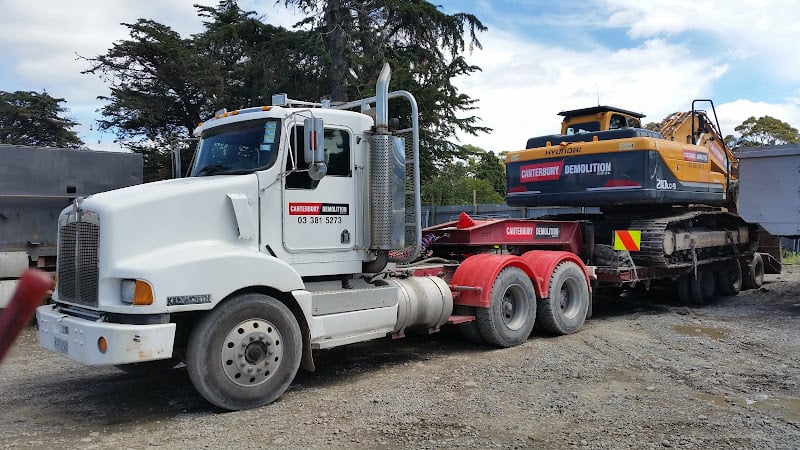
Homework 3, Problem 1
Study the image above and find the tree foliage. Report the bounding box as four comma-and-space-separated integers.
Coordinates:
643, 121, 660, 132
283, 0, 490, 179
84, 1, 322, 180
86, 0, 488, 182
0, 90, 84, 148
422, 146, 505, 205
733, 115, 799, 148
464, 145, 505, 195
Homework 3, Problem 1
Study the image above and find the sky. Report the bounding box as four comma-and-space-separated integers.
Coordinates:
2, 0, 799, 153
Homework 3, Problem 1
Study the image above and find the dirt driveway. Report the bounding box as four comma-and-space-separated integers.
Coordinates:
2, 266, 799, 449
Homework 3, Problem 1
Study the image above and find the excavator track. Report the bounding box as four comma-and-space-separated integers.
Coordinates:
628, 210, 757, 269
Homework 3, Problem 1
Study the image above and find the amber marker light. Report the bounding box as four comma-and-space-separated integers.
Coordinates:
97, 337, 108, 354
133, 280, 154, 306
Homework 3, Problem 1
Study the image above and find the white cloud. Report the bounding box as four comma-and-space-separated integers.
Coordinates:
448, 0, 800, 153
601, 0, 800, 83
453, 32, 726, 152
0, 0, 300, 150
717, 98, 800, 138
2, 0, 797, 155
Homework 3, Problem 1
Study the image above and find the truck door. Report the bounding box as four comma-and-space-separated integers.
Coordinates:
282, 124, 356, 252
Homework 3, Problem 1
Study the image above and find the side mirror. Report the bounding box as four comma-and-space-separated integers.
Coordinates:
304, 117, 327, 180
171, 146, 182, 179
171, 137, 199, 178
304, 117, 324, 165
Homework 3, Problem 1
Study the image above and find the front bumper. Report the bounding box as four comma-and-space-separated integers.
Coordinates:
36, 304, 176, 365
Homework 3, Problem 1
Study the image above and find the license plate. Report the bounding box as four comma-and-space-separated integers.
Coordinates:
54, 336, 68, 355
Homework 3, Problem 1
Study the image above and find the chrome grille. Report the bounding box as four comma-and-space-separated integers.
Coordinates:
57, 213, 99, 307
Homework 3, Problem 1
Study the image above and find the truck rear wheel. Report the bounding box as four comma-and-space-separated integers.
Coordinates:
742, 253, 764, 290
537, 261, 589, 335
186, 293, 301, 410
475, 267, 536, 348
717, 259, 742, 296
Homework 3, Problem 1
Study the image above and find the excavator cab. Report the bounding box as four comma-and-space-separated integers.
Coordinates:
559, 106, 644, 135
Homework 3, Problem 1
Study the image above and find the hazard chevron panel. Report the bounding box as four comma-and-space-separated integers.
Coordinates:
613, 230, 641, 251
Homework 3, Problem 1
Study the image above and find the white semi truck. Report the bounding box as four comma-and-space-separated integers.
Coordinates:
36, 65, 593, 410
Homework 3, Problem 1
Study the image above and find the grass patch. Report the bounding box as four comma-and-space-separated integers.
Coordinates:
784, 252, 800, 265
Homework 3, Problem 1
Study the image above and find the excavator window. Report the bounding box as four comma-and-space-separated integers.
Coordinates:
566, 121, 600, 135
610, 114, 626, 129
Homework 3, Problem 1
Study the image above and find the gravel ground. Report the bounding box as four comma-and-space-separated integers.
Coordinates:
1, 265, 799, 449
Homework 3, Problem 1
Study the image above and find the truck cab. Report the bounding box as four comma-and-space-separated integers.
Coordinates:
189, 104, 376, 277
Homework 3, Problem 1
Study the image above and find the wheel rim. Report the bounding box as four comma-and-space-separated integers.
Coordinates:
501, 283, 529, 331
221, 319, 283, 387
558, 277, 582, 319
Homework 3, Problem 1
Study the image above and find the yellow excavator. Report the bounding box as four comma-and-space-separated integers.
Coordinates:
505, 100, 773, 302
507, 100, 736, 210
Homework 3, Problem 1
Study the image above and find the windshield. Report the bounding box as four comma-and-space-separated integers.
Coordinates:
190, 118, 281, 176
565, 121, 600, 135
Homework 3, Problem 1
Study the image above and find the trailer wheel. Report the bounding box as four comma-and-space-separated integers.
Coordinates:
454, 305, 486, 345
537, 261, 589, 335
475, 267, 536, 348
742, 253, 764, 290
186, 293, 301, 410
717, 259, 742, 296
115, 357, 181, 375
689, 269, 716, 305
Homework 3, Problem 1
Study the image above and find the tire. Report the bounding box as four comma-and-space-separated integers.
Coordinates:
454, 305, 486, 345
742, 253, 765, 290
717, 259, 742, 296
475, 267, 536, 348
689, 269, 716, 306
186, 293, 302, 410
115, 357, 181, 375
537, 261, 589, 335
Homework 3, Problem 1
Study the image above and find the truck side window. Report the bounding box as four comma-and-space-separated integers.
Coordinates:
324, 129, 351, 177
285, 126, 352, 189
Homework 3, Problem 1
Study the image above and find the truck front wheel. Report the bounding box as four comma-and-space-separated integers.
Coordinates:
186, 293, 302, 410
537, 261, 589, 335
475, 267, 536, 348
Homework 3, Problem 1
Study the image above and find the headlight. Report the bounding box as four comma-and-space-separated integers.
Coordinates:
121, 279, 154, 305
